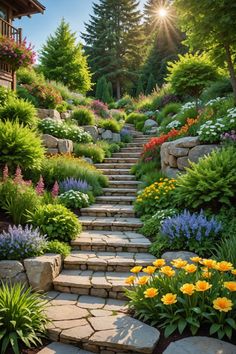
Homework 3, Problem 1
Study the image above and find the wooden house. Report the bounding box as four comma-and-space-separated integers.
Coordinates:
0, 0, 45, 89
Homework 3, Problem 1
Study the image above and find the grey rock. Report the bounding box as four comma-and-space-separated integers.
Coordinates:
83, 126, 99, 141
144, 119, 158, 128
174, 136, 200, 148
177, 156, 190, 171
84, 157, 93, 164
168, 155, 177, 168
0, 260, 28, 286
162, 251, 198, 265
58, 139, 73, 154
112, 133, 121, 143
168, 146, 189, 157
98, 128, 105, 134
161, 142, 172, 168
37, 109, 61, 121
102, 130, 113, 140
163, 336, 236, 354
42, 134, 58, 148
47, 148, 58, 155
61, 112, 71, 120
165, 167, 180, 179
188, 145, 219, 163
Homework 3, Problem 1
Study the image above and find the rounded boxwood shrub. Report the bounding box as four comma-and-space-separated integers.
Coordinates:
45, 240, 71, 257
29, 204, 82, 242
0, 120, 45, 171
71, 108, 95, 126
0, 98, 37, 127
74, 143, 105, 163
98, 119, 121, 133
126, 112, 146, 124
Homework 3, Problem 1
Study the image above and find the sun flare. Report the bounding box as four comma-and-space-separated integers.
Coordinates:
159, 8, 168, 18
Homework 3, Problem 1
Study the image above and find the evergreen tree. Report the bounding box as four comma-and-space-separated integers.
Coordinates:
107, 82, 113, 101
40, 19, 92, 93
146, 73, 156, 94
82, 0, 145, 99
95, 76, 111, 103
136, 75, 144, 96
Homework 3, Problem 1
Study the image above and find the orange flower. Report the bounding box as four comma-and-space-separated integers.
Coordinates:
180, 283, 195, 296
184, 264, 197, 273
144, 288, 158, 298
213, 297, 233, 312
138, 276, 150, 285
161, 293, 177, 305
130, 266, 142, 273
171, 258, 188, 269
160, 266, 176, 277
190, 257, 202, 263
195, 280, 212, 292
200, 259, 217, 269
224, 281, 236, 292
153, 259, 166, 268
215, 261, 233, 272
202, 271, 212, 279
125, 276, 136, 285
142, 266, 157, 275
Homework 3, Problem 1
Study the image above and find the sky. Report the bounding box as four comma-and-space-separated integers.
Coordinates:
14, 0, 146, 59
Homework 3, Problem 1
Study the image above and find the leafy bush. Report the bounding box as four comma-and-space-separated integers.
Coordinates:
126, 112, 147, 124
120, 128, 132, 143
17, 85, 39, 107
0, 180, 41, 225
74, 143, 105, 163
126, 258, 236, 339
0, 225, 47, 261
166, 53, 220, 98
29, 204, 82, 242
23, 82, 63, 109
59, 177, 90, 193
0, 98, 37, 127
214, 233, 236, 267
98, 118, 121, 133
58, 190, 90, 209
45, 240, 71, 257
135, 178, 176, 216
175, 147, 236, 210
110, 109, 126, 121
152, 210, 222, 257
0, 282, 48, 354
96, 141, 121, 157
91, 100, 109, 118
38, 118, 92, 143
17, 67, 44, 85
116, 95, 134, 110
159, 94, 181, 108
50, 80, 72, 100
71, 108, 95, 126
201, 78, 233, 102
161, 102, 181, 117
0, 86, 16, 106
0, 120, 45, 171
140, 209, 177, 240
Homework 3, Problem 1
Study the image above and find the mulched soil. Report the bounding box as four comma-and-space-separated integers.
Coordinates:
0, 210, 11, 233
5, 339, 51, 354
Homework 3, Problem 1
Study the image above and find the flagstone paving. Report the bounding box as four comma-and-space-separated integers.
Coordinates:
49, 127, 160, 353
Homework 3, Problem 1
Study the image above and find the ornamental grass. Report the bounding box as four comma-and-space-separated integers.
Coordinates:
126, 257, 236, 339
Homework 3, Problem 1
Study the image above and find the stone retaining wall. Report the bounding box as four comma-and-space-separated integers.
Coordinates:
42, 134, 73, 155
161, 136, 219, 178
0, 254, 62, 291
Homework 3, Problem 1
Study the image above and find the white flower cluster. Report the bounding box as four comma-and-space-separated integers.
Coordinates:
197, 118, 225, 142
166, 120, 182, 129
227, 107, 236, 119
181, 100, 201, 112
205, 97, 226, 106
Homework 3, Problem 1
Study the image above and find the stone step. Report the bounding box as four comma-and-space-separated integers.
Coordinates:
71, 230, 151, 252
104, 157, 138, 164
46, 293, 159, 354
121, 148, 142, 153
64, 251, 156, 272
80, 216, 142, 231
96, 195, 135, 205
126, 143, 145, 148
53, 269, 132, 299
108, 180, 140, 189
80, 204, 135, 218
108, 174, 136, 181
99, 168, 131, 176
95, 163, 133, 169
112, 152, 140, 158
102, 188, 137, 196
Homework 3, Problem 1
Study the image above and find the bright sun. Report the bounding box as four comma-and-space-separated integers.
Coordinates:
159, 8, 168, 18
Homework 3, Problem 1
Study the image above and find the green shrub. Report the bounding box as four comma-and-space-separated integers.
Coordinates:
17, 85, 39, 107
22, 82, 63, 109
0, 180, 41, 225
56, 101, 69, 113
29, 204, 82, 242
74, 143, 105, 163
58, 190, 90, 209
131, 161, 161, 181
126, 112, 146, 124
0, 120, 45, 171
111, 110, 126, 121
17, 67, 44, 85
45, 240, 71, 257
201, 78, 233, 102
140, 209, 177, 240
161, 102, 181, 117
116, 95, 134, 110
71, 108, 95, 126
175, 147, 236, 211
98, 118, 121, 133
0, 98, 37, 127
0, 282, 48, 354
0, 86, 16, 106
50, 81, 72, 100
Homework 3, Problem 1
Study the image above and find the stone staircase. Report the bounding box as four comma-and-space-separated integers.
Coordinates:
46, 125, 160, 354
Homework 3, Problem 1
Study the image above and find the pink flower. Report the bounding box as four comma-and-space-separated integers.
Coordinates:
35, 175, 45, 195
2, 164, 9, 181
14, 166, 23, 184
51, 181, 59, 198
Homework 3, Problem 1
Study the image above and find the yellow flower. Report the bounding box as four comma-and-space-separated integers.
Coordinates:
161, 293, 177, 305
190, 256, 202, 263
215, 261, 233, 272
171, 258, 188, 269
184, 264, 197, 273
125, 276, 136, 285
130, 266, 142, 273
224, 281, 236, 292
213, 297, 233, 312
202, 271, 212, 279
160, 266, 176, 277
180, 283, 195, 296
153, 259, 166, 268
232, 269, 236, 275
144, 288, 158, 298
195, 280, 212, 292
142, 266, 157, 275
138, 276, 150, 285
200, 259, 217, 269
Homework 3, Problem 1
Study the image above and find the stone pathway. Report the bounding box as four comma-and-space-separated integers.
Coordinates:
46, 126, 160, 353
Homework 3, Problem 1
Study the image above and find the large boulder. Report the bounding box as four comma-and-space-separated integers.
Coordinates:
58, 139, 73, 154
112, 133, 121, 143
0, 260, 28, 286
37, 109, 61, 121
61, 112, 71, 120
102, 130, 113, 140
188, 144, 219, 163
144, 119, 158, 128
174, 136, 200, 148
42, 134, 58, 148
83, 126, 99, 141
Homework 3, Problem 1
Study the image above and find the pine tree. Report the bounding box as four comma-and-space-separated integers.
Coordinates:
95, 76, 111, 103
146, 73, 156, 95
40, 19, 92, 93
107, 82, 113, 101
82, 0, 145, 99
136, 75, 144, 96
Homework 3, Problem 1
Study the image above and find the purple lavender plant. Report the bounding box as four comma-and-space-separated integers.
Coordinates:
59, 178, 90, 193
0, 225, 47, 261
221, 130, 236, 144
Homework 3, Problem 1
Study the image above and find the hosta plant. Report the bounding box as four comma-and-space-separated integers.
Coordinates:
126, 258, 236, 340
58, 190, 90, 209
0, 282, 48, 354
